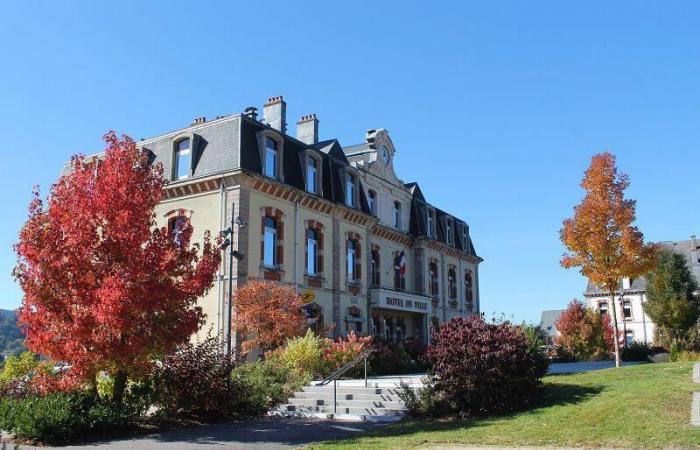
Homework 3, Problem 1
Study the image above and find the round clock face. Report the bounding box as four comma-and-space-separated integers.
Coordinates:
380, 145, 390, 163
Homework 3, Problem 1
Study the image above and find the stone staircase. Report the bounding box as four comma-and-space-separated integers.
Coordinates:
272, 376, 424, 422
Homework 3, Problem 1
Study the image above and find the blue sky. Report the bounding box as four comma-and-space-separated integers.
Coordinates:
1, 1, 698, 323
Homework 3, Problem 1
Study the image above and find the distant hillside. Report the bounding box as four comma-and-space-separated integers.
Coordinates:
0, 309, 25, 357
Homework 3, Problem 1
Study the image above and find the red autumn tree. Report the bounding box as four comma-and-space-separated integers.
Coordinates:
233, 278, 306, 355
13, 131, 221, 401
555, 299, 613, 361
560, 153, 655, 367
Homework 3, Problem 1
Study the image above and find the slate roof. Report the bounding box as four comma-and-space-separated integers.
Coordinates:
584, 238, 700, 296
539, 310, 563, 338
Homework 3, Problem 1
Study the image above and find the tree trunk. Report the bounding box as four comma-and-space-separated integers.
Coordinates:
112, 369, 128, 404
610, 291, 621, 368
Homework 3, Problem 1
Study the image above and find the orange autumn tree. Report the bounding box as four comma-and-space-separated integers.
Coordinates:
560, 152, 655, 367
233, 278, 306, 354
13, 132, 221, 401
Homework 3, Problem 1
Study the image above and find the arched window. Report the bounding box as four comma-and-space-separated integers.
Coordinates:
174, 139, 191, 180
265, 137, 278, 179
448, 266, 457, 300
306, 228, 318, 275
393, 201, 401, 229
465, 270, 474, 304
263, 216, 277, 266
168, 215, 188, 246
429, 260, 439, 296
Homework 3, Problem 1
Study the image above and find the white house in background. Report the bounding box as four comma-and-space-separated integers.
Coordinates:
539, 310, 563, 345
584, 235, 700, 346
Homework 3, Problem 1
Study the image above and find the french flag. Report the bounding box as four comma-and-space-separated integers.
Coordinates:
395, 251, 406, 276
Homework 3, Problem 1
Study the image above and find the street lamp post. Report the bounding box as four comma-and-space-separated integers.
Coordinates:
220, 209, 247, 357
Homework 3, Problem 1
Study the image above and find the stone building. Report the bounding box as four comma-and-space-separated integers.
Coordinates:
584, 236, 700, 345
72, 96, 482, 349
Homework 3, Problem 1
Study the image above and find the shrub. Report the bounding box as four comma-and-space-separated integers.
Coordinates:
0, 351, 38, 384
670, 340, 680, 362
673, 350, 700, 362
274, 329, 326, 378
370, 339, 427, 375
424, 316, 546, 417
555, 299, 613, 361
322, 331, 373, 377
397, 377, 451, 417
0, 391, 143, 444
521, 324, 550, 375
621, 341, 652, 361
151, 335, 236, 421
230, 359, 307, 416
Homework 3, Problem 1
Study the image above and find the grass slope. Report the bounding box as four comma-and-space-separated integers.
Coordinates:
311, 362, 700, 449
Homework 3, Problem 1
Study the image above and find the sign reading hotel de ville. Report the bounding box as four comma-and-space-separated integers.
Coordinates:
378, 294, 429, 314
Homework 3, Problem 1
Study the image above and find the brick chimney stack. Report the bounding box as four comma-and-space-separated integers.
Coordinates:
263, 96, 286, 133
296, 114, 319, 144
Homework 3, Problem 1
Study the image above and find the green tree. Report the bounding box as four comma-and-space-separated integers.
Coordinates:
644, 248, 699, 348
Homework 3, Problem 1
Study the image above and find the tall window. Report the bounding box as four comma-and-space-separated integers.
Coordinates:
464, 270, 474, 303
345, 173, 355, 206
368, 190, 376, 216
306, 156, 317, 193
462, 227, 468, 249
263, 216, 277, 266
623, 299, 631, 319
175, 139, 191, 180
393, 201, 401, 229
446, 219, 454, 244
347, 239, 356, 280
429, 261, 439, 296
448, 267, 457, 300
371, 248, 381, 286
306, 228, 317, 275
265, 137, 278, 178
427, 209, 434, 237
393, 251, 406, 290
599, 301, 608, 316
168, 216, 188, 246
625, 330, 634, 346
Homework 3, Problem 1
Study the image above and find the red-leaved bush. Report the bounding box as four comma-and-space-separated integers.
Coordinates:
323, 332, 373, 374
424, 316, 547, 416
151, 336, 237, 420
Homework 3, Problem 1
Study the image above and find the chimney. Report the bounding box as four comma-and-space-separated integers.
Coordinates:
296, 114, 319, 144
243, 106, 258, 120
191, 116, 206, 126
263, 96, 286, 133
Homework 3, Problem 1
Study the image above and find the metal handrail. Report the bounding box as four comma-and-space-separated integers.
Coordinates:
315, 348, 375, 415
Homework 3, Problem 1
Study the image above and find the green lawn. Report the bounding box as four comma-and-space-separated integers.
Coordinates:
311, 362, 700, 449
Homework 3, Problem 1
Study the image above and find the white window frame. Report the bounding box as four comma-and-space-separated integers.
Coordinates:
306, 228, 317, 275
427, 207, 435, 237
257, 130, 284, 181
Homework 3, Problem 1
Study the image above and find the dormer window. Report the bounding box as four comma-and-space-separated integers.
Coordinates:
265, 137, 278, 179
446, 219, 453, 245
306, 156, 318, 193
368, 190, 377, 216
345, 173, 355, 207
427, 208, 435, 237
462, 226, 468, 250
174, 139, 191, 180
393, 201, 401, 229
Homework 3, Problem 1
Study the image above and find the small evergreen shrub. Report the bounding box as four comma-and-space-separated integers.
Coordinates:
0, 391, 142, 444
230, 359, 307, 416
621, 341, 652, 361
151, 336, 237, 421
424, 316, 547, 417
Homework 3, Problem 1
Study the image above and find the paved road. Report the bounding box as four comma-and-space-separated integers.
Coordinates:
548, 360, 641, 374
20, 417, 385, 449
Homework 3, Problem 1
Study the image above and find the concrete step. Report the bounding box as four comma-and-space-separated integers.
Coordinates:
302, 386, 403, 396
276, 403, 408, 416
293, 391, 403, 402
287, 397, 405, 409
269, 409, 403, 423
